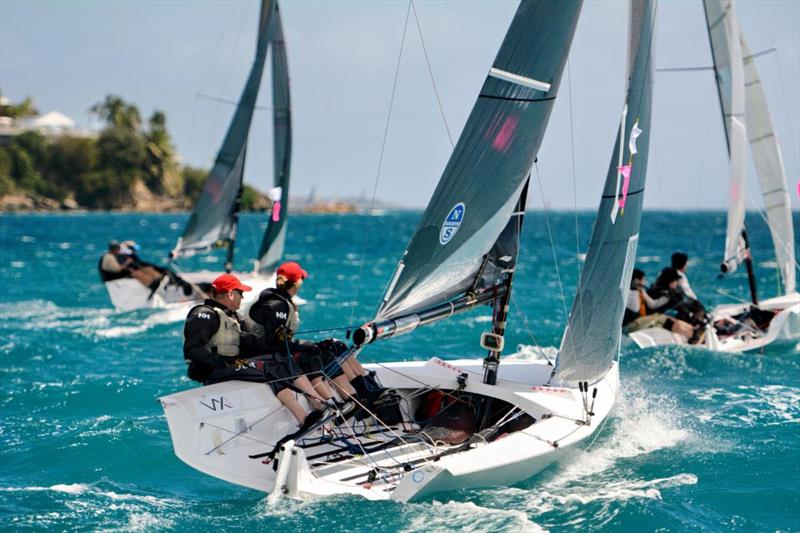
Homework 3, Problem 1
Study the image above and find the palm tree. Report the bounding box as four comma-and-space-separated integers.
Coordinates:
90, 95, 141, 131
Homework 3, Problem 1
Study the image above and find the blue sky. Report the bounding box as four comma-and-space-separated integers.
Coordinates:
1, 0, 798, 210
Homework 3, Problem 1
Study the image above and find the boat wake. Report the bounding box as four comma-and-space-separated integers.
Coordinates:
402, 373, 697, 531
690, 384, 800, 427
93, 307, 189, 338
0, 300, 186, 341
0, 482, 181, 531
402, 500, 547, 533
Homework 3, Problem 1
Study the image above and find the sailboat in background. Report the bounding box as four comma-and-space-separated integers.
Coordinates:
629, 0, 799, 352
103, 0, 292, 311
160, 0, 656, 501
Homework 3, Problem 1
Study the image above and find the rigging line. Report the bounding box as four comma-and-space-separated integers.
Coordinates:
410, 0, 454, 148
205, 3, 251, 159
743, 179, 800, 277
712, 287, 751, 305
322, 395, 386, 472
770, 34, 800, 175
582, 405, 614, 452
329, 376, 433, 469
188, 4, 238, 170
294, 324, 365, 336
164, 262, 211, 300
649, 121, 666, 210
693, 88, 717, 209
565, 58, 582, 285
373, 363, 473, 406
202, 419, 279, 454
204, 404, 285, 455
349, 1, 413, 325
510, 295, 553, 366
533, 162, 571, 327
196, 93, 273, 111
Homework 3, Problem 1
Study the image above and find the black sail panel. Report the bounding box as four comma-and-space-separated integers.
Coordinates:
173, 0, 275, 258
377, 0, 583, 320
257, 1, 292, 273
554, 0, 655, 385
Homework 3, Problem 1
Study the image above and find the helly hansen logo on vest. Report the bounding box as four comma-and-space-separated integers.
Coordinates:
440, 202, 465, 245
198, 396, 233, 411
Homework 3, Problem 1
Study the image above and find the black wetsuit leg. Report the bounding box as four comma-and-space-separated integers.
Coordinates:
204, 366, 271, 385
204, 363, 296, 395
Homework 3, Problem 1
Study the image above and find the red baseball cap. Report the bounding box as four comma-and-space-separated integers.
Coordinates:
211, 273, 252, 292
277, 261, 308, 282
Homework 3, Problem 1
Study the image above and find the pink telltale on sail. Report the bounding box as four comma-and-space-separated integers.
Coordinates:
617, 164, 632, 211
268, 186, 283, 222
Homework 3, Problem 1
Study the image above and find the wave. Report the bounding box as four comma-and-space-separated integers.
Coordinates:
0, 299, 186, 340
690, 384, 800, 427
0, 481, 180, 531
507, 344, 560, 362
403, 500, 547, 533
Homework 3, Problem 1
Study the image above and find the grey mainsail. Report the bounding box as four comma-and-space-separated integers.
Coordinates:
554, 0, 655, 385
256, 2, 292, 273
172, 0, 275, 260
703, 0, 748, 274
375, 0, 583, 322
740, 35, 796, 295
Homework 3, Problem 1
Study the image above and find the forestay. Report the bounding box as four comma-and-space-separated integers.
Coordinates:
740, 36, 796, 294
554, 0, 655, 385
703, 0, 748, 273
257, 2, 292, 273
377, 0, 583, 321
172, 0, 275, 258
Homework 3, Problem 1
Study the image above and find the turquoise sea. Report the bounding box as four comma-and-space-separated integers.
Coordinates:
1, 210, 798, 532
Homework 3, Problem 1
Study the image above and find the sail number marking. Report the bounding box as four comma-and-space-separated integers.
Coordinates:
439, 202, 465, 245
198, 395, 234, 411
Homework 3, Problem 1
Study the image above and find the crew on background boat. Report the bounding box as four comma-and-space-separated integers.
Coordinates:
671, 252, 698, 300
624, 268, 696, 340
648, 267, 705, 342
98, 241, 132, 282
99, 239, 192, 296
115, 240, 163, 289
249, 261, 387, 406
183, 273, 328, 424
661, 256, 708, 331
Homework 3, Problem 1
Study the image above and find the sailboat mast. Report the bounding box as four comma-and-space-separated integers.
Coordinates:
225, 141, 249, 273
741, 230, 758, 305
483, 179, 529, 386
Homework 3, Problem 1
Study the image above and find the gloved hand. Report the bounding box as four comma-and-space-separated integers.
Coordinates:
318, 338, 348, 355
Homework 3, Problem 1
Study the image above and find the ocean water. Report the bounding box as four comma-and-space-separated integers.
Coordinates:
0, 210, 798, 532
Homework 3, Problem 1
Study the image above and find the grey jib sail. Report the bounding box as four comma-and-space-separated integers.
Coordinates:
554, 0, 655, 385
172, 0, 275, 258
257, 2, 292, 273
376, 0, 583, 321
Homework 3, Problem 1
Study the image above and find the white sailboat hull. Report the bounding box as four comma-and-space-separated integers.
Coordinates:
628, 292, 800, 352
103, 270, 277, 312
159, 357, 618, 502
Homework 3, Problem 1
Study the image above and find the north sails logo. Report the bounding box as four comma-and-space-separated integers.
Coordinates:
439, 202, 465, 245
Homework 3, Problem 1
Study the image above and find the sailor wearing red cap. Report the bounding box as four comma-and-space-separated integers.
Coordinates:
249, 262, 381, 402
183, 273, 328, 423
